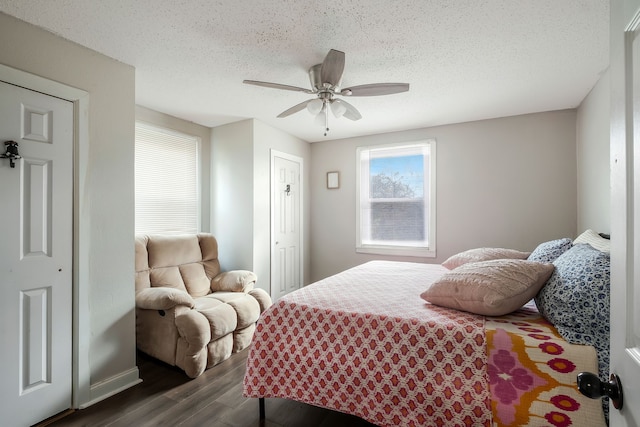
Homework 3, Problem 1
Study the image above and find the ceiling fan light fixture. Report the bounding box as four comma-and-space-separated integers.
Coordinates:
307, 99, 323, 115
314, 105, 327, 127
330, 100, 347, 118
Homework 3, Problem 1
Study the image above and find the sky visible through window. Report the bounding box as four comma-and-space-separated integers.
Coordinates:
370, 154, 424, 198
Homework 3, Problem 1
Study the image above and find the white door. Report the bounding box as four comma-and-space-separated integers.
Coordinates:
271, 152, 302, 302
0, 81, 73, 426
611, 0, 640, 425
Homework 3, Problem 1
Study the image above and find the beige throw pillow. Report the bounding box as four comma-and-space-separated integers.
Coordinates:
421, 259, 554, 316
442, 247, 531, 269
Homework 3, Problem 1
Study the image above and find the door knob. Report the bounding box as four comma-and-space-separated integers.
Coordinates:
577, 372, 623, 410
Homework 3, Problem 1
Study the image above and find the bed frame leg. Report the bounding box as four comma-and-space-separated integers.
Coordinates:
259, 397, 265, 421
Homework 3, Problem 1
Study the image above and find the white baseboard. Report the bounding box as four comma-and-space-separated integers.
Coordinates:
80, 367, 142, 409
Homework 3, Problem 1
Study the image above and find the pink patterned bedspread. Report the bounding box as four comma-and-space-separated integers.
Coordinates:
243, 261, 605, 427
243, 261, 490, 426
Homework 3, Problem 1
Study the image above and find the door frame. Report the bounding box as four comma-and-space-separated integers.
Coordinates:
270, 149, 304, 302
0, 64, 91, 408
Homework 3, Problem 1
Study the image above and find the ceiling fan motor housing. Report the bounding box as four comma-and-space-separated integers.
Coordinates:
309, 64, 336, 92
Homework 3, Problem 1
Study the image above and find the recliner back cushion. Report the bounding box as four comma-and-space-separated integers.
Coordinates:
198, 234, 221, 279
145, 234, 214, 298
150, 266, 189, 293
179, 263, 211, 297
148, 263, 210, 297
148, 234, 202, 267
135, 235, 151, 292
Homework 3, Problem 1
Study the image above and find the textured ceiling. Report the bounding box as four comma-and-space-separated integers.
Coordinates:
0, 1, 609, 142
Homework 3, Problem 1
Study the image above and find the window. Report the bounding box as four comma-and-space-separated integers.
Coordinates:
356, 140, 436, 257
135, 122, 200, 235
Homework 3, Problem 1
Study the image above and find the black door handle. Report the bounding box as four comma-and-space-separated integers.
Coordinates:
1, 140, 21, 168
577, 372, 623, 410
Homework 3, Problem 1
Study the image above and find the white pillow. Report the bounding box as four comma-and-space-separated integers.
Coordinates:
574, 229, 610, 252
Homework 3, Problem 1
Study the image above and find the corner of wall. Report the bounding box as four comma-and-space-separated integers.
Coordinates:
210, 120, 255, 271
576, 69, 611, 234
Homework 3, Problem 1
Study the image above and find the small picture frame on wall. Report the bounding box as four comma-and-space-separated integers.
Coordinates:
327, 171, 340, 189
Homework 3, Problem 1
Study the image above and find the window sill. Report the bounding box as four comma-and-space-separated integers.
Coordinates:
356, 246, 436, 258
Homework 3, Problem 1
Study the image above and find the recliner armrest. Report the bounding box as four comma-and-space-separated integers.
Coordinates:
135, 287, 195, 310
211, 270, 257, 293
248, 288, 272, 313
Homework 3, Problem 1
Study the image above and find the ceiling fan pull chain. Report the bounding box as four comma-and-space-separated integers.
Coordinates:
324, 101, 329, 136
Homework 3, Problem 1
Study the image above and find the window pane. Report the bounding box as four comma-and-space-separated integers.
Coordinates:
370, 154, 424, 199
371, 200, 425, 241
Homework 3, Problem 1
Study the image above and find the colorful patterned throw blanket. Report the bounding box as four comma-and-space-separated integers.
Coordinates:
486, 304, 606, 426
243, 261, 605, 427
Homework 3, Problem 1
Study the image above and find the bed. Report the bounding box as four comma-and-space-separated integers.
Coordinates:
243, 234, 610, 427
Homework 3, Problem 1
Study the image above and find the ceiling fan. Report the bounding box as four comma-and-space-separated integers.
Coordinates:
243, 49, 409, 136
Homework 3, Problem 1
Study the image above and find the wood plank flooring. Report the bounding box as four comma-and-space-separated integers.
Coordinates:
44, 350, 377, 427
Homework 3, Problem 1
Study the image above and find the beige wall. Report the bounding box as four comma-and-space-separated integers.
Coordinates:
211, 119, 311, 292
136, 106, 212, 232
576, 69, 610, 234
211, 120, 255, 272
0, 13, 138, 407
310, 110, 578, 282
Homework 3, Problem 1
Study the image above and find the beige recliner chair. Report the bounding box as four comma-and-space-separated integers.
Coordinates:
135, 233, 271, 378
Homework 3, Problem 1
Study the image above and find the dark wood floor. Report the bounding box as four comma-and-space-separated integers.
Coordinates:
44, 349, 377, 427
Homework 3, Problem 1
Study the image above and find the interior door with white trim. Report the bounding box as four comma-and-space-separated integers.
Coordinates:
610, 0, 640, 425
271, 152, 302, 302
0, 80, 73, 426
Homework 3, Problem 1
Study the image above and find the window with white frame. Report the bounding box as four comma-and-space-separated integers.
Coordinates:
135, 122, 200, 235
356, 140, 436, 257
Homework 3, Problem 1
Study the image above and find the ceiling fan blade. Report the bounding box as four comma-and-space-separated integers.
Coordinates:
334, 99, 362, 121
243, 80, 313, 94
277, 99, 314, 118
341, 83, 409, 97
320, 49, 345, 88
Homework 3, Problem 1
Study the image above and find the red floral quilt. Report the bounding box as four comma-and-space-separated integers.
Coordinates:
243, 261, 605, 427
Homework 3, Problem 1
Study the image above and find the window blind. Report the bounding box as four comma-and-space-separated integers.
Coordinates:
135, 122, 200, 235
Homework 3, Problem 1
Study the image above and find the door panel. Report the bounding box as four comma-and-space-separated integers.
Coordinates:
271, 153, 302, 301
0, 81, 73, 426
23, 158, 53, 257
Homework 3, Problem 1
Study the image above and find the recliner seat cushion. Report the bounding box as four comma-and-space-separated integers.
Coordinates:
194, 298, 238, 340
201, 292, 261, 330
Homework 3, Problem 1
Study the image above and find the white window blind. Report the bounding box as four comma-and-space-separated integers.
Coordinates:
356, 140, 436, 257
135, 122, 200, 235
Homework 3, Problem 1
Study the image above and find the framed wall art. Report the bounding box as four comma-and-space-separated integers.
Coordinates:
327, 171, 340, 189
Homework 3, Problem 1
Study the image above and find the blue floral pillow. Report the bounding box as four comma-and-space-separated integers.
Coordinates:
527, 238, 573, 263
534, 243, 610, 384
